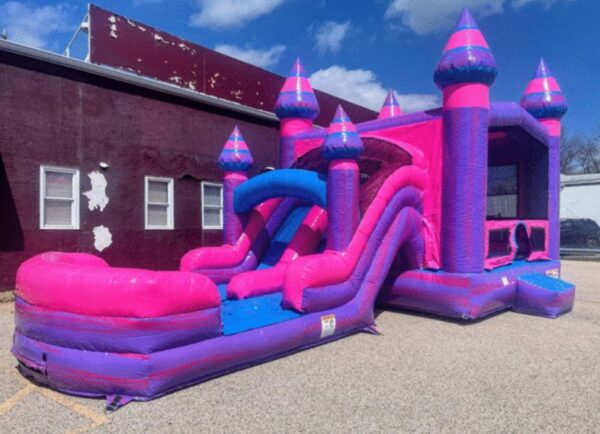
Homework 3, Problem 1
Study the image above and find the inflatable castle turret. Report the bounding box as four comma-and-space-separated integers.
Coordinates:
378, 90, 402, 119
218, 126, 253, 245
274, 59, 320, 168
434, 7, 497, 274
520, 59, 568, 260
322, 105, 364, 251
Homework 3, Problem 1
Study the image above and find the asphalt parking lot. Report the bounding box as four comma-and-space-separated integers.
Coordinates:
0, 260, 598, 433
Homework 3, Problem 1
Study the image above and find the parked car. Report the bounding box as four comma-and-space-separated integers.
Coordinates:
560, 218, 600, 249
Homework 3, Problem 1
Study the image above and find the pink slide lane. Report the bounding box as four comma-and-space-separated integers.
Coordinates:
282, 165, 426, 311
226, 205, 328, 299
180, 198, 281, 275
17, 252, 220, 318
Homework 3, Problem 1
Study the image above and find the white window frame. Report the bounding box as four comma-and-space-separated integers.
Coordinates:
201, 181, 224, 230
39, 166, 80, 230
144, 176, 174, 230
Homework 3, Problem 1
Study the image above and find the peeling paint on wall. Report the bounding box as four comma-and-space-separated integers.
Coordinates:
88, 5, 378, 127
153, 33, 169, 44
108, 14, 118, 38
83, 171, 109, 211
93, 225, 112, 252
230, 89, 243, 100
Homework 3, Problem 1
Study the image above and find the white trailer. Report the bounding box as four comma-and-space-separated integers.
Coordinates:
560, 174, 600, 251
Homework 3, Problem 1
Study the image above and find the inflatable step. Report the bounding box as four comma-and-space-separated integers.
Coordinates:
514, 273, 575, 318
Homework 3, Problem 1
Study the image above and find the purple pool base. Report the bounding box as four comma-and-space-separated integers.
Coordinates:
379, 260, 574, 320
12, 193, 425, 404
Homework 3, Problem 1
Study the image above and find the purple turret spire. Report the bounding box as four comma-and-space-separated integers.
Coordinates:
378, 90, 402, 119
218, 126, 253, 172
434, 8, 497, 89
321, 105, 364, 161
520, 58, 567, 119
274, 58, 320, 120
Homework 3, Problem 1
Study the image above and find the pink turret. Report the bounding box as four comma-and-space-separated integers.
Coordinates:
322, 105, 363, 251
521, 59, 567, 260
435, 7, 497, 273
274, 58, 320, 168
218, 126, 253, 245
378, 90, 402, 119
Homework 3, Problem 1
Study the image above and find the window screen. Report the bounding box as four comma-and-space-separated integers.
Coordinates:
201, 182, 223, 229
40, 166, 79, 229
145, 177, 174, 229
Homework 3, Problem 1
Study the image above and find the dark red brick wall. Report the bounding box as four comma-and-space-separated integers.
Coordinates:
88, 5, 377, 127
0, 51, 280, 290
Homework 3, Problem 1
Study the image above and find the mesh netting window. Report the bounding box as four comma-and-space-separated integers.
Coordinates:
487, 229, 511, 258
530, 227, 546, 251
487, 165, 518, 218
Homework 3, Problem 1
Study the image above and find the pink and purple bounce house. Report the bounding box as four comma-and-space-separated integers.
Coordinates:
12, 9, 575, 408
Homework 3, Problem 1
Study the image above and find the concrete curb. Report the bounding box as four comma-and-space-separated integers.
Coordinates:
561, 256, 600, 262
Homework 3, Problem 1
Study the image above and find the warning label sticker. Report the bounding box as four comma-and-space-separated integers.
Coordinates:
320, 314, 336, 338
501, 276, 509, 286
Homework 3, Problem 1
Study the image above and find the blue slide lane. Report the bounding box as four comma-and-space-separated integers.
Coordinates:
217, 205, 311, 335
258, 205, 311, 269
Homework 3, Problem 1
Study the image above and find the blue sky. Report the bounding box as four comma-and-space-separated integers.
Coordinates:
0, 0, 598, 137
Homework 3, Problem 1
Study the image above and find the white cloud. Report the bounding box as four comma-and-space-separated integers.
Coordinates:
214, 44, 286, 69
190, 0, 284, 28
511, 0, 569, 7
0, 2, 73, 49
394, 93, 440, 114
385, 0, 574, 35
309, 65, 439, 113
385, 0, 504, 35
315, 20, 350, 54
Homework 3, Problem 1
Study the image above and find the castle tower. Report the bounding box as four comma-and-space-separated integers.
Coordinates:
218, 126, 253, 245
520, 59, 567, 260
274, 58, 320, 168
321, 105, 364, 251
434, 8, 497, 273
378, 90, 402, 119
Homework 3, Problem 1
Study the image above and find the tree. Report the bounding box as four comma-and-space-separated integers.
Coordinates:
561, 131, 583, 174
561, 128, 600, 175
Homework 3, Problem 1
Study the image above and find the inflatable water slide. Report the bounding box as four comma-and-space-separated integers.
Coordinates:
12, 9, 575, 408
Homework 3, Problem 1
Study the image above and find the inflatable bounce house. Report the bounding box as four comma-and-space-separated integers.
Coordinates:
12, 9, 575, 408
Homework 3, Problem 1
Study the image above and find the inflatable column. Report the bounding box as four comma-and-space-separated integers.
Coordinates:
322, 106, 364, 251
434, 8, 498, 273
520, 59, 567, 260
378, 90, 402, 119
274, 58, 320, 168
217, 126, 254, 245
